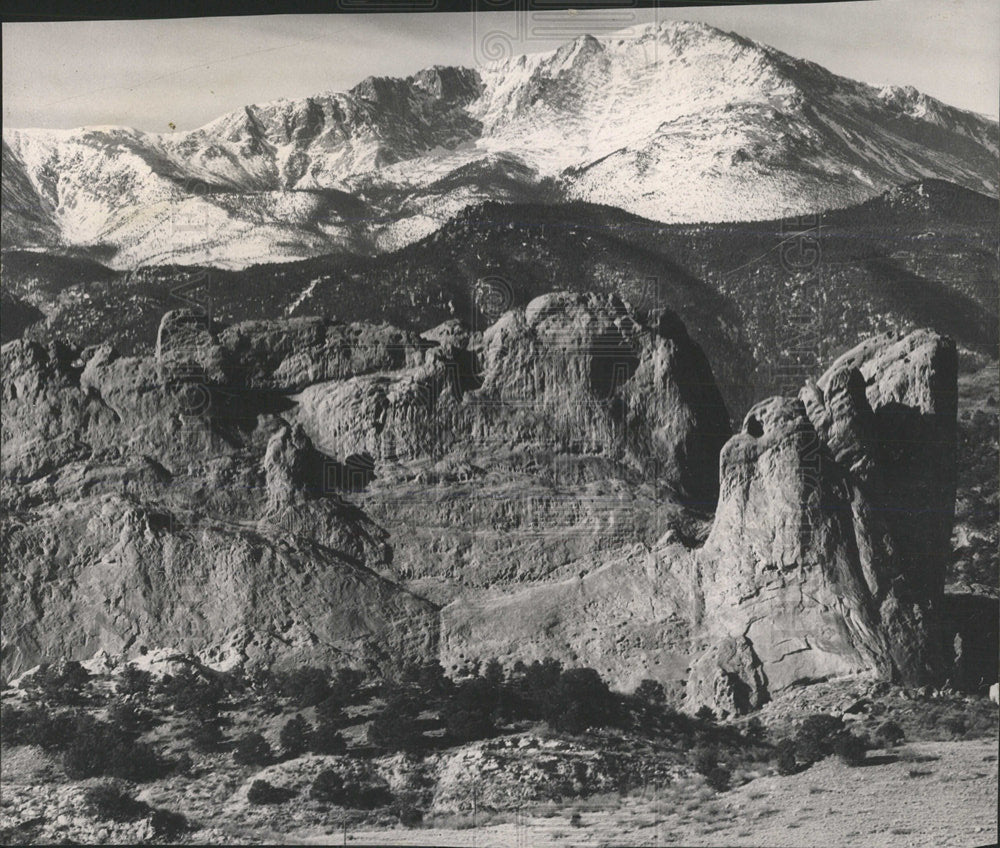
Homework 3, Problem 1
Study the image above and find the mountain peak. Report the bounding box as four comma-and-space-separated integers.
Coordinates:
3, 22, 996, 268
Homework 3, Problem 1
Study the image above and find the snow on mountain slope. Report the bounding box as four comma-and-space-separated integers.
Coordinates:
3, 20, 997, 268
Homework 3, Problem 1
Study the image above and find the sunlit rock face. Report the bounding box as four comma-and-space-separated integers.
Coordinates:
685, 330, 957, 714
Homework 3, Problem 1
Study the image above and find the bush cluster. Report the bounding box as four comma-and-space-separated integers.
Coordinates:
83, 780, 189, 833
309, 768, 392, 809
776, 714, 872, 772
157, 668, 224, 718
25, 661, 91, 705
83, 782, 150, 822
2, 706, 173, 781
794, 714, 845, 765
691, 745, 732, 791
247, 779, 293, 805
233, 732, 273, 766
280, 715, 311, 758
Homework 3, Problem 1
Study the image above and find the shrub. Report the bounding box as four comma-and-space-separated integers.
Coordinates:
107, 740, 168, 782
150, 808, 188, 838
874, 720, 905, 749
116, 666, 153, 699
833, 732, 868, 766
404, 660, 449, 698
546, 668, 616, 734
367, 694, 423, 752
280, 715, 312, 758
635, 679, 667, 704
397, 805, 424, 827
159, 668, 223, 718
744, 717, 766, 743
233, 732, 273, 766
1, 705, 46, 747
106, 701, 154, 735
2, 707, 80, 751
310, 769, 345, 803
692, 746, 718, 776
346, 780, 392, 809
278, 666, 331, 708
445, 677, 497, 743
62, 719, 167, 782
794, 714, 845, 764
83, 782, 150, 822
26, 662, 91, 705
517, 657, 564, 718
945, 716, 968, 737
446, 706, 495, 744
775, 739, 799, 775
706, 765, 732, 791
315, 695, 347, 726
247, 779, 290, 805
694, 705, 716, 722
187, 720, 226, 753
310, 768, 392, 809
482, 659, 505, 689
310, 721, 347, 755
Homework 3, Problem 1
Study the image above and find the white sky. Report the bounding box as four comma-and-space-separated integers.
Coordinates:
3, 1, 998, 132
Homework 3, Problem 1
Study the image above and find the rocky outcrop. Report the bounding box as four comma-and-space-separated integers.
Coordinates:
0, 324, 437, 679
1, 494, 437, 676
440, 541, 698, 696
293, 293, 731, 505
1, 300, 959, 713
439, 329, 961, 712
685, 330, 958, 713
2, 294, 728, 679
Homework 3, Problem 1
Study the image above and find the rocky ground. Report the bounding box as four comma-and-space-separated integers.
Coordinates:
320, 739, 997, 848
1, 667, 995, 846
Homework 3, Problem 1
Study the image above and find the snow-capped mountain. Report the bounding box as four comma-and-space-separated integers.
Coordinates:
4, 20, 998, 268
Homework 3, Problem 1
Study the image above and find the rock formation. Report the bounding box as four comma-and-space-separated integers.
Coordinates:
686, 330, 957, 712
0, 294, 730, 679
0, 328, 437, 679
438, 327, 960, 714
1, 299, 960, 714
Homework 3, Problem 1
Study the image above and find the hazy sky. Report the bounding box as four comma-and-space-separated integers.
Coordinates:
3, 0, 998, 132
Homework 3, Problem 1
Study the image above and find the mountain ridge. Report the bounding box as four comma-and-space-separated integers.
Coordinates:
4, 20, 997, 268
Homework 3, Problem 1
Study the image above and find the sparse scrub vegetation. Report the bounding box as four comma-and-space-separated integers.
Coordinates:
116, 666, 153, 699
775, 739, 799, 775
158, 667, 224, 718
10, 653, 986, 843
24, 661, 91, 705
309, 767, 392, 809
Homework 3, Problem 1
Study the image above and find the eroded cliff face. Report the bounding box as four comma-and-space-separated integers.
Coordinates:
1, 300, 958, 710
0, 294, 730, 679
440, 328, 959, 713
0, 328, 436, 679
291, 293, 730, 595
